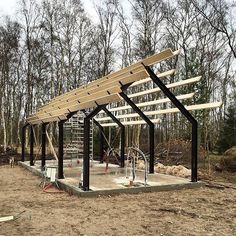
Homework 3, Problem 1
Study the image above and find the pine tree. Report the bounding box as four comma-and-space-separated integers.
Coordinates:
217, 104, 236, 153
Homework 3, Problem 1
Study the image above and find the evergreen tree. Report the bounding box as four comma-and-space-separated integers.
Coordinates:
217, 104, 236, 153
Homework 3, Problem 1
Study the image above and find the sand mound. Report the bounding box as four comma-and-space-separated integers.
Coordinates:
154, 163, 191, 178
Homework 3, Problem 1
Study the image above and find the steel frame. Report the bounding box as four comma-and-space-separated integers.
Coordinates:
83, 105, 107, 191
119, 92, 155, 174
41, 123, 47, 170
102, 107, 125, 168
93, 119, 105, 163
30, 125, 34, 166
21, 123, 29, 162
144, 65, 198, 182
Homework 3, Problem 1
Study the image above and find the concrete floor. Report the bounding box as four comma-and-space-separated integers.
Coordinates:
19, 159, 203, 197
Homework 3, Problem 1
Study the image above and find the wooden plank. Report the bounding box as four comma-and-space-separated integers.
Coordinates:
39, 70, 147, 112
142, 49, 179, 66
30, 94, 122, 123
0, 216, 14, 222
46, 131, 58, 161
31, 75, 199, 121
37, 86, 122, 115
37, 73, 196, 116
38, 48, 178, 110
96, 94, 122, 105
130, 69, 176, 87
96, 101, 223, 121
129, 76, 201, 98
101, 118, 161, 127
99, 93, 194, 113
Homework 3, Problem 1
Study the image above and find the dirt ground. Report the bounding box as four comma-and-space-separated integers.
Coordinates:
0, 165, 236, 236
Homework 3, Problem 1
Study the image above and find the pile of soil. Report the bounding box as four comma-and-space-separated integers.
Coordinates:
137, 160, 191, 178
216, 146, 236, 172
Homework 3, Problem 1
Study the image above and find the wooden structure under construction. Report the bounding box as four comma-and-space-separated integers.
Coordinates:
21, 48, 222, 191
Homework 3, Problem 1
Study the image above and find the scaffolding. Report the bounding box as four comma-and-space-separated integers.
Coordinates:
64, 112, 93, 161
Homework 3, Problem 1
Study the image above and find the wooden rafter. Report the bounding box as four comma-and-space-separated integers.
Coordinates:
96, 102, 223, 122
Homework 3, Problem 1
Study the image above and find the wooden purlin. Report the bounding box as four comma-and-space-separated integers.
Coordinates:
28, 70, 191, 122
27, 48, 180, 124
37, 70, 147, 114
37, 48, 179, 111
101, 118, 161, 126
28, 74, 198, 123
129, 69, 176, 87
98, 93, 195, 114
36, 86, 123, 116
29, 94, 122, 124
128, 76, 201, 98
96, 102, 223, 122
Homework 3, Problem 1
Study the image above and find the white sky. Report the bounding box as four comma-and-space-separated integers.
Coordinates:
0, 0, 130, 23
0, 0, 120, 20
0, 0, 17, 16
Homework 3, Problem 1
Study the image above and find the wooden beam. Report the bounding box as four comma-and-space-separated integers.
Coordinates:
130, 69, 176, 87
46, 130, 58, 161
129, 76, 201, 98
28, 76, 201, 124
101, 118, 161, 126
99, 92, 194, 114
96, 101, 223, 121
28, 94, 122, 124
31, 69, 175, 120
39, 48, 178, 109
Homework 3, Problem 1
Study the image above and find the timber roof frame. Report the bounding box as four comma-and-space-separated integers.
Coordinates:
27, 48, 181, 125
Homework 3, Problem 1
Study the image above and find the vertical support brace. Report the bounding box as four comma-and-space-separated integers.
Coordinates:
93, 119, 104, 163
119, 92, 155, 173
83, 105, 106, 191
144, 65, 198, 182
41, 123, 47, 170
58, 120, 65, 179
102, 107, 125, 168
21, 124, 28, 162
30, 125, 34, 166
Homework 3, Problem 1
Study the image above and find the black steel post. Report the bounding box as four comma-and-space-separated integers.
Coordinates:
41, 123, 47, 170
30, 125, 34, 166
21, 124, 28, 162
93, 119, 104, 163
102, 107, 125, 168
119, 92, 155, 173
83, 105, 106, 191
58, 120, 65, 179
192, 123, 198, 182
120, 126, 125, 168
144, 65, 198, 182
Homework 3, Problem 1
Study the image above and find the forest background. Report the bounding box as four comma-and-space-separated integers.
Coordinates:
0, 0, 235, 156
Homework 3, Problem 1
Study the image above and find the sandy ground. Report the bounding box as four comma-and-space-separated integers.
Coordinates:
0, 165, 236, 236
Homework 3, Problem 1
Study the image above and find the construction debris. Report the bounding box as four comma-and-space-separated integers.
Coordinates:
0, 216, 14, 222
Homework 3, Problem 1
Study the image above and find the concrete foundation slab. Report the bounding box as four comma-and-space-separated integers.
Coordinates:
18, 159, 204, 197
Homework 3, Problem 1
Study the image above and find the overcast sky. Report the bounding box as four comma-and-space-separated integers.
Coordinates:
0, 0, 98, 20
0, 0, 16, 15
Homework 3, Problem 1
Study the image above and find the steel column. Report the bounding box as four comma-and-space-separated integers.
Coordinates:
144, 65, 198, 182
102, 107, 125, 168
93, 119, 104, 163
41, 123, 47, 170
58, 120, 65, 179
119, 92, 155, 173
21, 124, 28, 162
83, 105, 106, 191
30, 125, 34, 166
